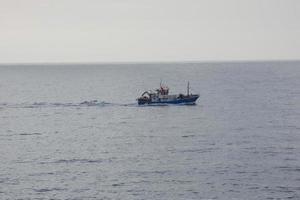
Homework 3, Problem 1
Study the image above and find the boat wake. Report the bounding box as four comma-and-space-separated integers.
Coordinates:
0, 100, 137, 109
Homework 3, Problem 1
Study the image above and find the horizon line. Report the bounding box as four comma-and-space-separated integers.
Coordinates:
0, 59, 299, 66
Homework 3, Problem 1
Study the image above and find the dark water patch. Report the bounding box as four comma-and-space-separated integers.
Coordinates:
55, 158, 103, 164
129, 180, 151, 185
0, 133, 15, 137
261, 151, 281, 156
266, 197, 274, 200
234, 127, 246, 131
235, 171, 247, 174
275, 166, 300, 172
284, 147, 296, 150
112, 183, 125, 187
0, 178, 7, 184
284, 158, 297, 161
180, 147, 219, 153
73, 188, 90, 192
166, 179, 193, 184
0, 177, 20, 185
19, 132, 42, 136
215, 170, 228, 175
33, 102, 47, 106
0, 103, 8, 106
276, 186, 296, 193
39, 158, 103, 165
262, 186, 300, 197
14, 160, 35, 164
245, 184, 260, 190
270, 125, 300, 131
151, 170, 172, 175
33, 187, 67, 193
126, 189, 146, 193
128, 169, 173, 176
182, 134, 195, 138
28, 172, 55, 177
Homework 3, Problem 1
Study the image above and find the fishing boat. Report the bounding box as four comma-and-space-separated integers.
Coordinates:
137, 82, 199, 105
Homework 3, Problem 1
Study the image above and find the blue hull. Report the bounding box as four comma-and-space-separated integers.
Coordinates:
138, 95, 199, 105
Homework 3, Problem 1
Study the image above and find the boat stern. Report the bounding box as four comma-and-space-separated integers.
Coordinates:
137, 97, 150, 105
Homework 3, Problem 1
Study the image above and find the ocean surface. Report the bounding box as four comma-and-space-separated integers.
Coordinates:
0, 61, 300, 200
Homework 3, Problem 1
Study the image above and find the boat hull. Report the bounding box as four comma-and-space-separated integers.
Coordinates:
138, 95, 199, 105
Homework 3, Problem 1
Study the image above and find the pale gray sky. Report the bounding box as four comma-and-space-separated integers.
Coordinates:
0, 0, 300, 63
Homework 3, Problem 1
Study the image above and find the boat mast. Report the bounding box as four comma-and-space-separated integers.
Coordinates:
187, 81, 190, 96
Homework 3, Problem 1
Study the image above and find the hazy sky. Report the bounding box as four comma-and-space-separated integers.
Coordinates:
0, 0, 300, 63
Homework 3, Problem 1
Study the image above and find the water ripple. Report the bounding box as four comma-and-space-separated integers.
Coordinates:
39, 158, 104, 165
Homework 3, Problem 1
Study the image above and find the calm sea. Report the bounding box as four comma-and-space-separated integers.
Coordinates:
0, 62, 300, 199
